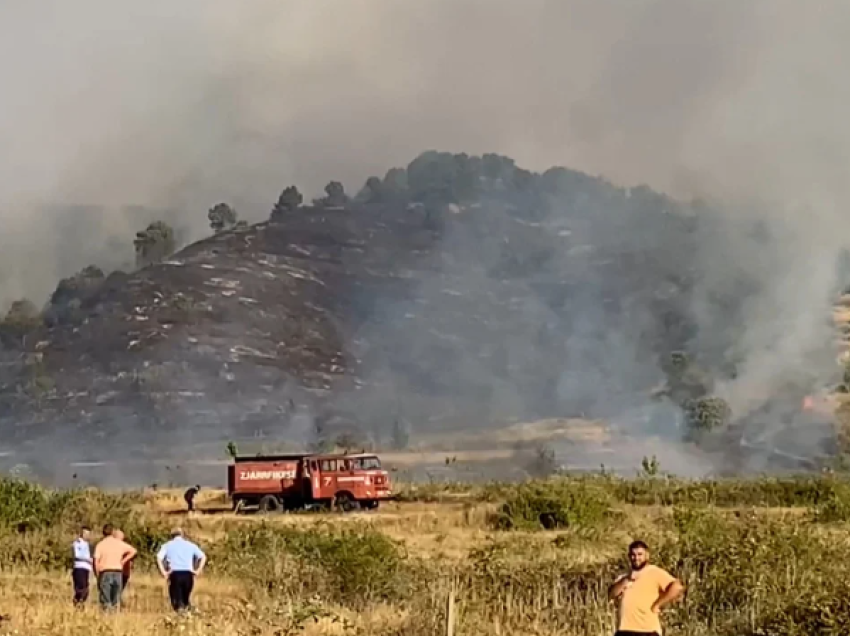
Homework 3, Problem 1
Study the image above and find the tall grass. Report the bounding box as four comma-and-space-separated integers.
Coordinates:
4, 475, 850, 635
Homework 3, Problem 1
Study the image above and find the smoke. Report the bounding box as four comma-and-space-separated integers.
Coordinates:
2, 0, 850, 476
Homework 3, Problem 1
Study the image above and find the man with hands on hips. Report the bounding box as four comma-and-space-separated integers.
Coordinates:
156, 527, 207, 613
607, 540, 684, 636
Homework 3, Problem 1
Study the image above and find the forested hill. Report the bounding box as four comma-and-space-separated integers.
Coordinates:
0, 151, 839, 473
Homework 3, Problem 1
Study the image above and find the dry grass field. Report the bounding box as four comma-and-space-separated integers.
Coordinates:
2, 475, 850, 635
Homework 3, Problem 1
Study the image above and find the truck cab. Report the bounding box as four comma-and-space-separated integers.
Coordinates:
227, 452, 392, 513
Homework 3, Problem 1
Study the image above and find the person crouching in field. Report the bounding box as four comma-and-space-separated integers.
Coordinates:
71, 526, 93, 607
93, 524, 137, 612
607, 540, 684, 636
113, 529, 135, 592
156, 527, 207, 613
184, 485, 200, 513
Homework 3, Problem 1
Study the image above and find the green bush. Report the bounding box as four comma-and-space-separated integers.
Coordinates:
0, 480, 147, 531
0, 479, 168, 570
752, 587, 850, 636
400, 474, 850, 511
683, 395, 732, 439
613, 475, 847, 508
811, 480, 850, 522
651, 507, 850, 635
491, 479, 611, 531
214, 522, 415, 607
465, 540, 616, 629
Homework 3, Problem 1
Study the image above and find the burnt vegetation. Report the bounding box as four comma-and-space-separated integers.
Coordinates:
0, 150, 845, 470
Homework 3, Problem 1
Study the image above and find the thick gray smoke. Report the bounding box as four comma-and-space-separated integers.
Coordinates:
2, 0, 850, 478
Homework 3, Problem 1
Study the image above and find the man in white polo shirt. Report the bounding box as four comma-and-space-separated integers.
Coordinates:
71, 526, 92, 607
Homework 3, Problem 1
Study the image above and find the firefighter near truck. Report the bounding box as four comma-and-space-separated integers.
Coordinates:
227, 453, 393, 513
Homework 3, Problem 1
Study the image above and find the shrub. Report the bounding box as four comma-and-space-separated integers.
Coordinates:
271, 186, 303, 219
134, 220, 176, 267
465, 539, 616, 631
683, 395, 732, 439
811, 480, 850, 522
492, 479, 611, 531
752, 587, 850, 636
0, 299, 42, 345
208, 202, 238, 232
214, 522, 414, 607
321, 181, 347, 207
655, 506, 850, 635
0, 481, 168, 570
613, 474, 844, 508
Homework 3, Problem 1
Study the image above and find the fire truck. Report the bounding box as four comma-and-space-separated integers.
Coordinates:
227, 452, 393, 513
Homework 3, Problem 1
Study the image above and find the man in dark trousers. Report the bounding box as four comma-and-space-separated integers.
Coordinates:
183, 485, 200, 512
156, 527, 207, 613
608, 540, 685, 636
71, 526, 92, 606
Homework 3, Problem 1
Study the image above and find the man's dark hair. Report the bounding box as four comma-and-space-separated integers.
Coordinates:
80, 525, 90, 532
102, 523, 113, 536
629, 540, 649, 552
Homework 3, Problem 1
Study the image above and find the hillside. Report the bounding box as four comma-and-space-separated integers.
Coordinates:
0, 151, 844, 482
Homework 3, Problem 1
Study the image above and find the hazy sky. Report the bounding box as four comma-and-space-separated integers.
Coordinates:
1, 0, 848, 303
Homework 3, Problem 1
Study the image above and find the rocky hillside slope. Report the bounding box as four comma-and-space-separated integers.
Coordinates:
0, 151, 844, 478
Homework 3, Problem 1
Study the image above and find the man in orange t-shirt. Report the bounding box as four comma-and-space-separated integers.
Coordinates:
93, 524, 137, 611
607, 540, 684, 636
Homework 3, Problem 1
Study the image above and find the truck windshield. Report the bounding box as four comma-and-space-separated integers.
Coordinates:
354, 457, 381, 470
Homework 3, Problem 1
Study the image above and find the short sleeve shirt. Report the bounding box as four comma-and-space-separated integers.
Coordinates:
157, 537, 205, 573
616, 564, 676, 634
93, 537, 134, 572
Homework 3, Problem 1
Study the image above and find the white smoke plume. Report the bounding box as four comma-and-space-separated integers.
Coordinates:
1, 0, 849, 461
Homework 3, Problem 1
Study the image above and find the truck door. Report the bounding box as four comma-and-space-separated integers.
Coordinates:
303, 459, 317, 502
339, 458, 360, 497
317, 458, 339, 499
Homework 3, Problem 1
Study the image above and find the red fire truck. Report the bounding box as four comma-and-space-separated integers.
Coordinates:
227, 452, 393, 513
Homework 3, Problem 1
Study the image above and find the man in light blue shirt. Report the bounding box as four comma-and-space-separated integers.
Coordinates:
71, 526, 92, 606
156, 527, 206, 612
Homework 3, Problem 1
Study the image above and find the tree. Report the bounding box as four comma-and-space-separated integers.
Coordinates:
208, 203, 238, 233
482, 153, 515, 183
383, 167, 408, 194
133, 221, 176, 268
44, 265, 106, 327
270, 186, 303, 220
683, 396, 732, 441
49, 265, 104, 306
324, 181, 347, 207
407, 151, 459, 205
0, 299, 42, 346
357, 176, 384, 203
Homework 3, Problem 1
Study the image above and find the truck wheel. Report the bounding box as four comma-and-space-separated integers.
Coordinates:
362, 500, 379, 510
333, 492, 359, 513
259, 495, 281, 514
